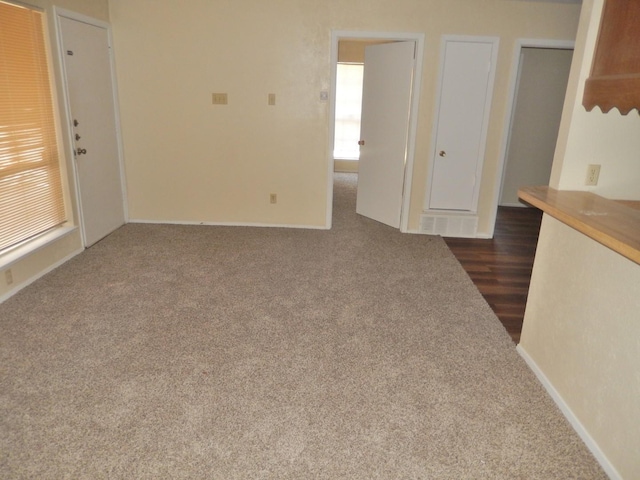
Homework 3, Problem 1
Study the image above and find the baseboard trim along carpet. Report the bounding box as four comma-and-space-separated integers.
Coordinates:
128, 219, 329, 231
517, 344, 620, 480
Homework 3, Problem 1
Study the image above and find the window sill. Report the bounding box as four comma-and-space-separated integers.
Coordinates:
0, 225, 78, 270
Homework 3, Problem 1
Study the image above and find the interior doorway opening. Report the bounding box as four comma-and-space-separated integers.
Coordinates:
332, 39, 394, 173
499, 46, 573, 207
333, 62, 364, 165
326, 31, 425, 232
488, 39, 575, 236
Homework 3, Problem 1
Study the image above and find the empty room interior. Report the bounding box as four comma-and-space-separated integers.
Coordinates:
1, 0, 639, 478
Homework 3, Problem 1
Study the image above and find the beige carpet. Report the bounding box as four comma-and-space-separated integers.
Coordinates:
0, 174, 605, 478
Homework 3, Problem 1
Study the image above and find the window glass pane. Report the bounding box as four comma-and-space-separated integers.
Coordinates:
333, 63, 364, 160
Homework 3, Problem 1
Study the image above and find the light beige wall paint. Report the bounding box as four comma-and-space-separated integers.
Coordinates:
46, 0, 109, 21
1, 0, 109, 299
500, 48, 572, 206
521, 0, 640, 477
521, 217, 640, 479
550, 0, 640, 200
0, 232, 82, 299
338, 41, 364, 63
338, 40, 392, 64
334, 160, 358, 173
108, 0, 581, 232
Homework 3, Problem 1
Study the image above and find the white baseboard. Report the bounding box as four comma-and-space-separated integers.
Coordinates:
0, 247, 84, 304
407, 228, 492, 239
128, 219, 328, 230
516, 345, 621, 480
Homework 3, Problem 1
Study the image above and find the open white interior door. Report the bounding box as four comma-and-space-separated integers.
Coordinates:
59, 15, 126, 247
356, 41, 415, 228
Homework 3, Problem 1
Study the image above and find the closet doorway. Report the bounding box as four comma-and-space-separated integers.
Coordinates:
499, 46, 574, 207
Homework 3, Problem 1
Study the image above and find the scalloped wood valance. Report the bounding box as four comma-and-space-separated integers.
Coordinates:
582, 0, 640, 115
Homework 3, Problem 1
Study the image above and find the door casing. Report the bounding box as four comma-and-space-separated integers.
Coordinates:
327, 30, 425, 232
54, 7, 128, 247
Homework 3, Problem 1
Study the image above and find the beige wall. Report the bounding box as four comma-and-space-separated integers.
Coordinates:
108, 0, 581, 233
521, 217, 640, 479
520, 0, 640, 478
334, 160, 358, 174
550, 0, 640, 199
0, 0, 109, 300
338, 40, 392, 64
46, 0, 109, 21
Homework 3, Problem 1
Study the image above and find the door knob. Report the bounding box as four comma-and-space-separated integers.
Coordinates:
358, 140, 365, 146
439, 150, 447, 157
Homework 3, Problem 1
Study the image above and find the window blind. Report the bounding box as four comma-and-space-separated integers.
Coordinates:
0, 1, 66, 252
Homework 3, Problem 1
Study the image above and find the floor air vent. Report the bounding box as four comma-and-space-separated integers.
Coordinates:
420, 213, 478, 238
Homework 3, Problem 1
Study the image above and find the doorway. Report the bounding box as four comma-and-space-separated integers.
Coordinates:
326, 31, 425, 232
489, 39, 575, 235
500, 47, 573, 206
56, 9, 128, 247
333, 48, 365, 172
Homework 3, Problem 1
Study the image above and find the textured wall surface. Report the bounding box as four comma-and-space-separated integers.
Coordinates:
522, 1, 640, 478
108, 0, 581, 232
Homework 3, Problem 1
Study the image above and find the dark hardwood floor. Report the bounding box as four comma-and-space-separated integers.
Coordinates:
444, 207, 543, 344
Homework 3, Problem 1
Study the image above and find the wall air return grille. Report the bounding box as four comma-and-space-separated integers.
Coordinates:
419, 213, 478, 238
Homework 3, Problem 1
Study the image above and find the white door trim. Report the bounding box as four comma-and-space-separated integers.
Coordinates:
423, 35, 499, 215
326, 30, 425, 232
488, 38, 574, 237
53, 7, 129, 247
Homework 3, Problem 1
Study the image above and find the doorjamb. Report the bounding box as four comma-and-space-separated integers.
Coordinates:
326, 30, 425, 232
487, 38, 574, 237
423, 35, 500, 215
53, 7, 129, 247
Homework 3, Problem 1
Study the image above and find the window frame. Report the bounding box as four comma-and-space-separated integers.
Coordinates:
0, 0, 76, 267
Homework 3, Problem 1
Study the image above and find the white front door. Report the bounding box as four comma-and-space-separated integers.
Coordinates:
59, 15, 126, 247
356, 41, 415, 228
428, 38, 497, 212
